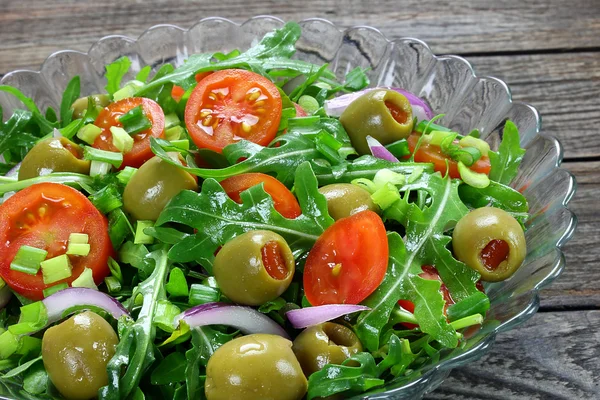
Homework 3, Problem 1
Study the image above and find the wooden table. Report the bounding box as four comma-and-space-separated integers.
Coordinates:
1, 1, 598, 398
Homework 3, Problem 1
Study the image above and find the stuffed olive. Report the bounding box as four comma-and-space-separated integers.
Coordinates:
213, 230, 294, 305
42, 311, 118, 400
18, 137, 90, 180
205, 334, 307, 400
70, 94, 110, 119
318, 183, 379, 220
453, 207, 526, 281
339, 89, 413, 155
292, 322, 363, 376
122, 154, 198, 221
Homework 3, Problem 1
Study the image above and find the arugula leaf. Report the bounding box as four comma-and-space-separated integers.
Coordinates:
59, 76, 80, 127
488, 120, 526, 185
165, 267, 189, 298
357, 173, 485, 351
154, 162, 333, 271
136, 66, 152, 83
306, 353, 384, 400
150, 352, 186, 385
0, 86, 55, 134
185, 327, 236, 400
99, 247, 170, 400
104, 56, 132, 97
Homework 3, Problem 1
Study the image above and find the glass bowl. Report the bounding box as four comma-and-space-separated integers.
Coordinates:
0, 16, 577, 400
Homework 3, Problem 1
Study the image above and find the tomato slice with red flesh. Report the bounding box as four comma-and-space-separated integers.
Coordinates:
406, 132, 491, 179
219, 173, 301, 219
303, 210, 388, 305
185, 69, 282, 153
0, 183, 113, 300
93, 97, 165, 168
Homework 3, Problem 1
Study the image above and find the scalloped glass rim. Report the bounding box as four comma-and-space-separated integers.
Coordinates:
0, 16, 577, 400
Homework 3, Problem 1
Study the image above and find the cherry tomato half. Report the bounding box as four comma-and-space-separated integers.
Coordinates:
185, 69, 282, 153
219, 173, 301, 219
0, 183, 113, 300
407, 132, 491, 179
303, 210, 388, 305
93, 97, 165, 168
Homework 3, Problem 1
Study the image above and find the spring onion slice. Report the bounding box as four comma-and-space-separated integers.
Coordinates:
286, 304, 370, 329
174, 302, 289, 339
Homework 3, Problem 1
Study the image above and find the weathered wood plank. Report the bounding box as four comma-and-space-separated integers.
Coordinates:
425, 310, 600, 399
539, 161, 600, 309
0, 0, 600, 73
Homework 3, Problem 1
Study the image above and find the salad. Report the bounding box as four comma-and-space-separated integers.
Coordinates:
0, 22, 529, 400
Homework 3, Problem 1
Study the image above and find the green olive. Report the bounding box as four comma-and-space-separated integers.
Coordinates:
318, 183, 379, 220
452, 207, 527, 281
122, 154, 198, 221
213, 230, 294, 306
292, 322, 363, 376
42, 311, 118, 400
18, 137, 90, 180
205, 334, 307, 400
340, 89, 413, 155
70, 94, 110, 119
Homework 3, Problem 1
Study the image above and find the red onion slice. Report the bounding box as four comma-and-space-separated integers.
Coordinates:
366, 135, 400, 162
175, 302, 290, 339
286, 304, 370, 329
42, 287, 129, 324
324, 87, 433, 121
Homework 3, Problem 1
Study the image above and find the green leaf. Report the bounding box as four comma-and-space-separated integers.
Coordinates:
0, 356, 42, 379
341, 67, 370, 92
458, 180, 529, 213
59, 76, 80, 127
375, 335, 417, 377
150, 352, 187, 385
99, 247, 170, 400
446, 291, 490, 322
104, 56, 132, 97
136, 66, 152, 83
0, 86, 55, 134
258, 297, 287, 313
155, 162, 333, 270
165, 267, 189, 298
22, 360, 48, 395
306, 353, 385, 400
488, 120, 526, 185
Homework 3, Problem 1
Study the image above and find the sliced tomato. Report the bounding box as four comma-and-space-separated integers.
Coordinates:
303, 210, 388, 305
93, 97, 165, 168
219, 173, 301, 219
185, 69, 282, 153
293, 102, 308, 117
406, 132, 491, 179
0, 183, 113, 300
172, 72, 213, 102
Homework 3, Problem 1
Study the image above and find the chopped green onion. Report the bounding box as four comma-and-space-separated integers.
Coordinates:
42, 283, 69, 298
89, 160, 113, 177
459, 135, 490, 156
10, 245, 47, 275
108, 257, 123, 283
170, 139, 190, 151
384, 139, 410, 158
316, 130, 342, 151
0, 331, 19, 359
118, 105, 152, 135
315, 131, 343, 164
371, 182, 401, 210
110, 126, 134, 153
415, 120, 452, 134
89, 185, 123, 214
450, 314, 484, 330
457, 161, 490, 188
154, 300, 181, 333
164, 113, 180, 129
84, 146, 123, 168
68, 233, 89, 244
351, 178, 378, 194
71, 268, 97, 289
108, 209, 134, 249
165, 125, 184, 141
112, 82, 142, 102
423, 130, 457, 147
15, 336, 42, 356
66, 243, 90, 256
189, 284, 220, 306
298, 95, 319, 114
104, 276, 122, 293
373, 169, 406, 188
203, 276, 219, 289
452, 146, 482, 167
9, 302, 47, 335
41, 254, 72, 285
117, 167, 137, 185
76, 124, 103, 144
287, 115, 320, 129
407, 166, 424, 183
134, 220, 155, 245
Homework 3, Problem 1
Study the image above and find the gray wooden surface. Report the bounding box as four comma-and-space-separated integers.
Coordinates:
0, 1, 598, 398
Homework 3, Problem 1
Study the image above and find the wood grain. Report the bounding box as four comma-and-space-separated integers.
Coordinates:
0, 0, 599, 72
426, 310, 600, 399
